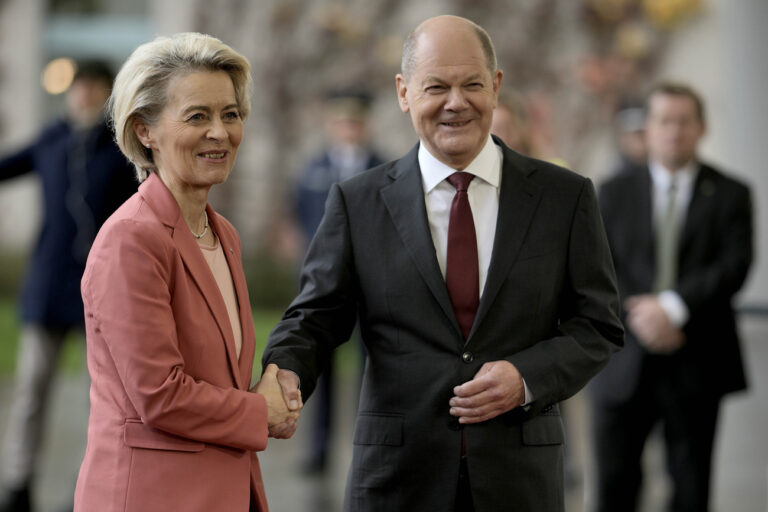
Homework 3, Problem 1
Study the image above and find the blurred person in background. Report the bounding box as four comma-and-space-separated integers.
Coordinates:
609, 99, 648, 175
491, 88, 569, 168
264, 15, 623, 511
592, 82, 753, 512
0, 61, 137, 512
72, 33, 299, 512
490, 88, 532, 155
293, 89, 385, 475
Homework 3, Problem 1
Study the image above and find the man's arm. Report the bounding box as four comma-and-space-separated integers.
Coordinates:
677, 183, 753, 313
0, 144, 36, 182
262, 183, 359, 402
514, 179, 623, 407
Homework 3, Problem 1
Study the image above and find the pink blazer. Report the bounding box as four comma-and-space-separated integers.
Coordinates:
74, 173, 269, 512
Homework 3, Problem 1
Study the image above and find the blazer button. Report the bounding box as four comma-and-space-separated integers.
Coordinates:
462, 351, 473, 363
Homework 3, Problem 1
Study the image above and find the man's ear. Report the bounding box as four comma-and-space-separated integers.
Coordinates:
491, 69, 503, 108
395, 74, 410, 114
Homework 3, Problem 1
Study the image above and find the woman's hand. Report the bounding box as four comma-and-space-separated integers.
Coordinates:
251, 364, 302, 439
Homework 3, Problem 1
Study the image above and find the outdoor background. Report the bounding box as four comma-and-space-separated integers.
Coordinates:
0, 1, 765, 511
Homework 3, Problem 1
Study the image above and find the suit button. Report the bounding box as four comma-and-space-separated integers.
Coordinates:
447, 418, 461, 431
462, 351, 473, 363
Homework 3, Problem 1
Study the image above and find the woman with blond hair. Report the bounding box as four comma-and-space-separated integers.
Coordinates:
73, 33, 300, 512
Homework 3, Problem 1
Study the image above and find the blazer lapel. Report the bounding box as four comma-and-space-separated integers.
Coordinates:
213, 212, 256, 389
139, 174, 244, 389
471, 145, 542, 339
380, 144, 462, 337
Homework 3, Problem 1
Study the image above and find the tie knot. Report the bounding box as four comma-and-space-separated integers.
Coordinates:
447, 172, 474, 192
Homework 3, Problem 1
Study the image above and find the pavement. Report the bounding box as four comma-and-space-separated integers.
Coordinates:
1, 315, 766, 512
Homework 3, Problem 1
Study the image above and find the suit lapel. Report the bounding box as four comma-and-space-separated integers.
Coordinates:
139, 174, 244, 389
635, 167, 655, 289
209, 210, 255, 389
470, 146, 542, 339
380, 144, 462, 337
679, 165, 715, 265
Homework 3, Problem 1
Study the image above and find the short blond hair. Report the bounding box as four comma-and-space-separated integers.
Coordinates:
109, 32, 252, 182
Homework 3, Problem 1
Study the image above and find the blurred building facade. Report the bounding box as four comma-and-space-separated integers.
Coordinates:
0, 0, 765, 309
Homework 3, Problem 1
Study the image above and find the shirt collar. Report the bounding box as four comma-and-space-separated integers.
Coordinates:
649, 159, 699, 190
419, 136, 502, 193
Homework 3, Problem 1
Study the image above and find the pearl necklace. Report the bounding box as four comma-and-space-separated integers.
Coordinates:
191, 211, 209, 239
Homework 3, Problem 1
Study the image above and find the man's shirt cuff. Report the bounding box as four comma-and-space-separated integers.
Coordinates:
522, 378, 533, 406
657, 290, 690, 327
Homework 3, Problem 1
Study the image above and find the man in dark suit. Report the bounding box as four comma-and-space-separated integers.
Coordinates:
264, 15, 623, 511
0, 61, 137, 512
591, 82, 753, 512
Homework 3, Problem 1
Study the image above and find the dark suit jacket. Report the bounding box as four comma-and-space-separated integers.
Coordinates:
264, 137, 623, 512
0, 119, 137, 328
592, 163, 752, 405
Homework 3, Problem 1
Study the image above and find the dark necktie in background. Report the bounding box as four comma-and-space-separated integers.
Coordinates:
445, 172, 479, 340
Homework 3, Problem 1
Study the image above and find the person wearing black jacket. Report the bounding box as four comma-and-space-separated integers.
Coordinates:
592, 82, 753, 512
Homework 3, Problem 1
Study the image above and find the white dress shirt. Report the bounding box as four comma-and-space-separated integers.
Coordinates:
419, 136, 532, 404
419, 136, 502, 296
648, 160, 698, 327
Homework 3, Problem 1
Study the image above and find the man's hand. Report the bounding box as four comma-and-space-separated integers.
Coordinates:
625, 295, 686, 354
251, 364, 302, 439
449, 360, 525, 424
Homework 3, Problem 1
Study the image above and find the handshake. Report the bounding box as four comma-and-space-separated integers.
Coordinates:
250, 364, 303, 439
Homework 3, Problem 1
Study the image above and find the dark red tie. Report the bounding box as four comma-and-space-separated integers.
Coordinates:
445, 172, 479, 340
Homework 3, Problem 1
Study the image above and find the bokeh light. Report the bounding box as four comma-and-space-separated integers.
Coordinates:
41, 57, 76, 95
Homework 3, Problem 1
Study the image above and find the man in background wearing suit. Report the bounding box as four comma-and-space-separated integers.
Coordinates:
264, 15, 623, 511
0, 62, 137, 512
592, 82, 753, 512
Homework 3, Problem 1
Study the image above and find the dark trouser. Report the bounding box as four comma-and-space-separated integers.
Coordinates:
592, 361, 721, 512
454, 456, 474, 512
